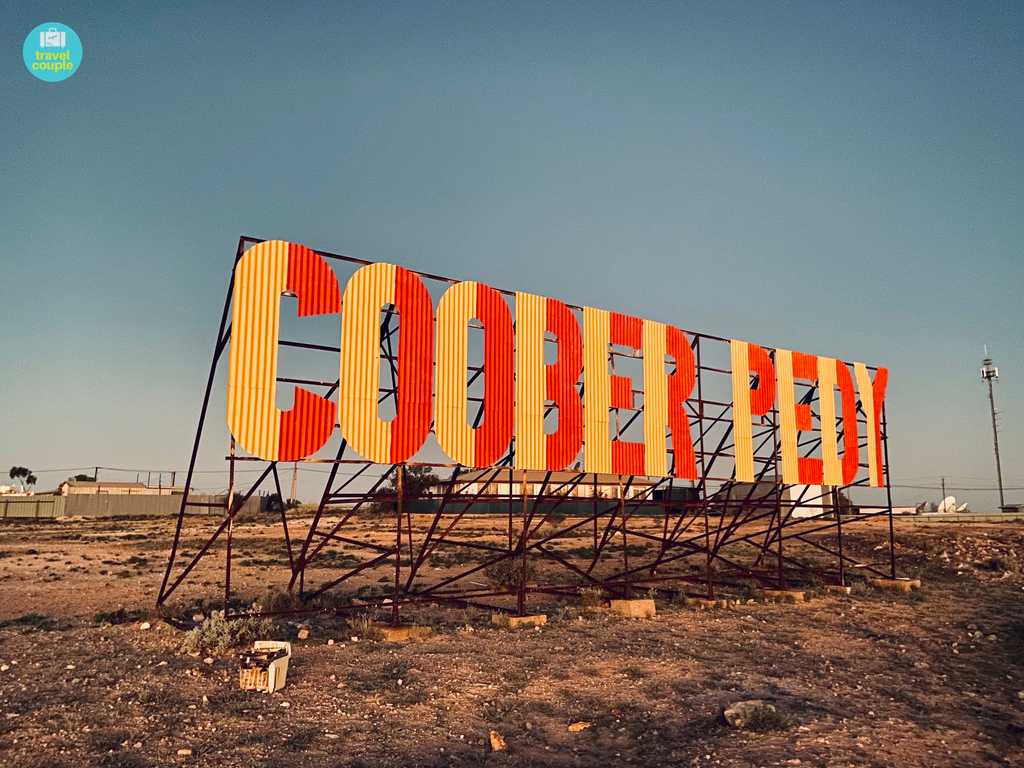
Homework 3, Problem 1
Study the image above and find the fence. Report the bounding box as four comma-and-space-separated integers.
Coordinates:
0, 496, 65, 519
0, 494, 259, 520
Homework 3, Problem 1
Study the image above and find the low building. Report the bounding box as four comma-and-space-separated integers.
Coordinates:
436, 470, 660, 500
57, 480, 184, 497
0, 485, 32, 496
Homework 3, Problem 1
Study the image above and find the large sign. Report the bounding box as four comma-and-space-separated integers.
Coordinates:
226, 240, 889, 487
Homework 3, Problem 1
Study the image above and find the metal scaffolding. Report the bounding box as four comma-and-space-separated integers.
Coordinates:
158, 236, 899, 621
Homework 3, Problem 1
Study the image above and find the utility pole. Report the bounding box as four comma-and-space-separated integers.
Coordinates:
941, 477, 946, 506
980, 348, 1005, 511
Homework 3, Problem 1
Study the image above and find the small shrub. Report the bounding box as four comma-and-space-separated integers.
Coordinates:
0, 613, 59, 630
484, 555, 537, 589
354, 584, 389, 602
550, 604, 581, 622
741, 705, 789, 732
347, 614, 384, 640
578, 586, 605, 610
182, 612, 276, 653
94, 608, 145, 626
259, 589, 302, 614
976, 556, 1009, 573
309, 589, 353, 613
731, 583, 757, 600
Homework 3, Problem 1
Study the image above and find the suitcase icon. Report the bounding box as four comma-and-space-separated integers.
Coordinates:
40, 28, 66, 48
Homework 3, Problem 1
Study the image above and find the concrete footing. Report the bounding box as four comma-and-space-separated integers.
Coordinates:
760, 589, 806, 603
608, 598, 657, 619
690, 597, 733, 609
870, 578, 921, 592
373, 623, 433, 643
491, 613, 547, 629
824, 585, 853, 595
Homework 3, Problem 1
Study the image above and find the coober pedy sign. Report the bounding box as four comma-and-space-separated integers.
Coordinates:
225, 240, 888, 487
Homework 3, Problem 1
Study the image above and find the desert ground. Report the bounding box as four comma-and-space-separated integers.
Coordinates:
0, 512, 1022, 767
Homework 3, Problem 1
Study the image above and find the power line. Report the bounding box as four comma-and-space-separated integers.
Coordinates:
21, 465, 381, 478
890, 483, 1024, 492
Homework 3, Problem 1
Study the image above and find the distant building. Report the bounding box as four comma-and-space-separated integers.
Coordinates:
57, 480, 184, 497
711, 481, 835, 519
435, 470, 660, 500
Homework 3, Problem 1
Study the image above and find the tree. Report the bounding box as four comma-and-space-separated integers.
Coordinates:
262, 493, 301, 513
8, 466, 37, 492
70, 473, 95, 482
834, 489, 858, 516
396, 465, 440, 500
369, 465, 439, 514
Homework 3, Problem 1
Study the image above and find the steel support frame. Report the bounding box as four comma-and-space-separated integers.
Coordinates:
157, 236, 900, 621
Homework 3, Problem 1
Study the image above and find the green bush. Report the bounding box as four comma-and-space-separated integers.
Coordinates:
484, 555, 537, 589
93, 608, 145, 625
182, 611, 277, 653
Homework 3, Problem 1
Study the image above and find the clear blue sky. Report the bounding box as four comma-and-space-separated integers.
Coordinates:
1, 1, 1021, 508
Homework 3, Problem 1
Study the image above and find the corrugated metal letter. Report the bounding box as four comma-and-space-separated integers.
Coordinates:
545, 299, 583, 470
817, 355, 842, 485
338, 263, 396, 463
776, 348, 800, 484
730, 340, 754, 482
665, 326, 697, 480
583, 307, 611, 474
610, 313, 644, 476
514, 292, 546, 470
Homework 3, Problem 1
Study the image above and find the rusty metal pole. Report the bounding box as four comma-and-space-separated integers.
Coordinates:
695, 337, 713, 599
834, 486, 845, 587
882, 405, 896, 579
393, 464, 404, 625
518, 469, 527, 616
224, 438, 236, 614
618, 479, 630, 598
771, 355, 784, 589
508, 466, 514, 552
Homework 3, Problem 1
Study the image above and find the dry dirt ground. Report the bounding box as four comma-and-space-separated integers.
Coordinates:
0, 514, 1023, 767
